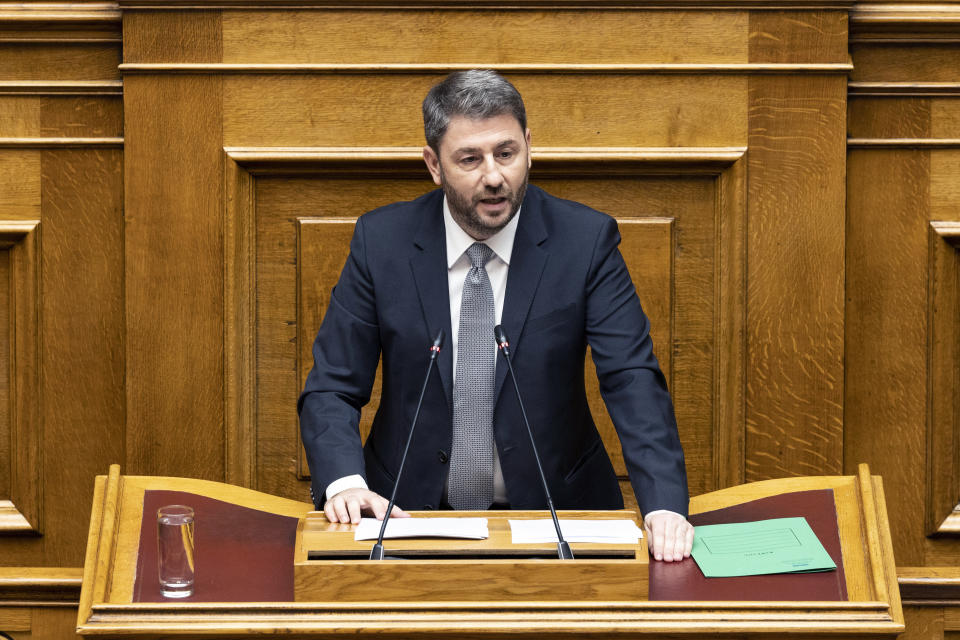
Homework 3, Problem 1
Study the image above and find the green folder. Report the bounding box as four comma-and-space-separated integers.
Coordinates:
691, 517, 837, 578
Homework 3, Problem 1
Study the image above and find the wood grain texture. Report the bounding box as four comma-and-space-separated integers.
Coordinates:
852, 44, 960, 82
0, 251, 9, 501
0, 151, 41, 218
0, 221, 41, 536
0, 97, 41, 137
296, 511, 647, 604
76, 469, 904, 638
223, 74, 748, 148
120, 0, 859, 7
900, 606, 945, 640
223, 157, 256, 489
124, 73, 226, 481
744, 76, 846, 481
749, 10, 848, 63
222, 10, 748, 64
123, 10, 222, 63
931, 151, 960, 218
0, 43, 119, 81
0, 94, 122, 140
37, 149, 123, 561
847, 97, 931, 139
845, 149, 929, 566
932, 99, 960, 138
926, 222, 960, 535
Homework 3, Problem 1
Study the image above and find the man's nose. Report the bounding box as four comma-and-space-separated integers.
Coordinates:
480, 156, 504, 189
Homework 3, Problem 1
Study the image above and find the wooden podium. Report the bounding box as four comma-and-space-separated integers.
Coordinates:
76, 464, 904, 638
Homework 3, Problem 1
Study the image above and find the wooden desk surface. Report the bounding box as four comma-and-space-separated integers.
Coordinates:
76, 464, 904, 638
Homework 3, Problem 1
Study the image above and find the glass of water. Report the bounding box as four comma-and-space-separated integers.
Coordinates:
157, 505, 195, 598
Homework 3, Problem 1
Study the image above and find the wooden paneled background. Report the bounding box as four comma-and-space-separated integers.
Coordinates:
0, 0, 958, 637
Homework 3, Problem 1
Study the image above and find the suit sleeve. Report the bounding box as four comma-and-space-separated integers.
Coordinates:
297, 216, 381, 507
584, 216, 689, 517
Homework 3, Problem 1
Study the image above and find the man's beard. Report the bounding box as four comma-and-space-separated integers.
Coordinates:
441, 167, 528, 240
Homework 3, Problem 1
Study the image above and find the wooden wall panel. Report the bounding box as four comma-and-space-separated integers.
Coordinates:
222, 74, 748, 149
745, 75, 847, 481
0, 44, 119, 82
846, 148, 930, 565
220, 10, 749, 64
123, 72, 225, 481
0, 0, 123, 574
0, 220, 41, 536
240, 153, 743, 510
847, 1, 960, 579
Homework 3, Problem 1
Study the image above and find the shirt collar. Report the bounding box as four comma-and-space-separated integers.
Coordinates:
443, 196, 520, 270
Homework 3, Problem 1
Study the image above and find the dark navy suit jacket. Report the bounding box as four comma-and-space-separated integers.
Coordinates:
298, 184, 688, 516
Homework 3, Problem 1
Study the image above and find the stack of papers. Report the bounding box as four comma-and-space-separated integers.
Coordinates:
353, 517, 489, 541
691, 517, 837, 577
509, 519, 644, 544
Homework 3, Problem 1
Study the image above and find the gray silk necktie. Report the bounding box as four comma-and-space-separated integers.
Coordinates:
447, 242, 496, 510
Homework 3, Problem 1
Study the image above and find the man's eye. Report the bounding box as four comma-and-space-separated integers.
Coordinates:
499, 151, 514, 159
460, 156, 478, 165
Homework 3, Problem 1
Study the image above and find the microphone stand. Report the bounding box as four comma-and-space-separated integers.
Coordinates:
370, 329, 445, 560
494, 325, 574, 560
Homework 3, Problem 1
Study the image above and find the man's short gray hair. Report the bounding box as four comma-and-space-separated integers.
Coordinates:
422, 70, 527, 152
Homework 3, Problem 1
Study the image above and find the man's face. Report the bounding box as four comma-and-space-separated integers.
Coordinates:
423, 114, 531, 241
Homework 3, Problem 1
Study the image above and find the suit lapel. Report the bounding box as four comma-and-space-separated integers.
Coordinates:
494, 188, 549, 401
410, 197, 454, 408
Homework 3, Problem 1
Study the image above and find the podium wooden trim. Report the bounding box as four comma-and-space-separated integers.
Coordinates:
76, 464, 904, 637
294, 509, 648, 603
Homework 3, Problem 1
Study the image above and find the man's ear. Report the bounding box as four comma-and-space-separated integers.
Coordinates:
525, 128, 532, 169
422, 145, 443, 186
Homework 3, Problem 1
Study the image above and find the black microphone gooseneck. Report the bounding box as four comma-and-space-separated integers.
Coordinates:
493, 325, 574, 560
370, 328, 445, 561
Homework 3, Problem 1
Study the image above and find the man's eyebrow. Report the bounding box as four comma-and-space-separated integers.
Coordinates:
452, 139, 520, 155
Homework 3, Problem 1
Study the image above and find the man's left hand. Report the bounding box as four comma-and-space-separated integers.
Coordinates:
644, 512, 694, 562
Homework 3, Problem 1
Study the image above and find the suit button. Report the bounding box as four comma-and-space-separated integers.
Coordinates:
437, 450, 449, 463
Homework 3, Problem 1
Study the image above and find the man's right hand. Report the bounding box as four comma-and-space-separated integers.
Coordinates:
323, 488, 410, 524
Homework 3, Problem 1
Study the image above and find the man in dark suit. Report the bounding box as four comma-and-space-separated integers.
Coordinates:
298, 70, 693, 561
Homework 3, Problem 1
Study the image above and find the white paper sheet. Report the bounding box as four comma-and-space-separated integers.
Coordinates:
354, 517, 489, 541
509, 519, 643, 544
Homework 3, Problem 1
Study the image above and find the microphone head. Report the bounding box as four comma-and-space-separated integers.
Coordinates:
494, 325, 509, 347
432, 328, 445, 351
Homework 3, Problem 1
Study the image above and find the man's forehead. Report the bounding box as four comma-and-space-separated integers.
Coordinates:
440, 114, 526, 151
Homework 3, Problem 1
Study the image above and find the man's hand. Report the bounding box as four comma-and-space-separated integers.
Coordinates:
644, 511, 694, 562
323, 488, 411, 524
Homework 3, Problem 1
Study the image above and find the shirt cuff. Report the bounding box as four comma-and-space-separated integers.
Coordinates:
325, 475, 368, 501
643, 509, 683, 526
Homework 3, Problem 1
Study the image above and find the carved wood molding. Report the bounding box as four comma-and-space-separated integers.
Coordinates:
0, 138, 124, 148
223, 146, 748, 493
119, 63, 854, 75
0, 220, 42, 535
118, 0, 856, 9
899, 567, 960, 605
851, 3, 960, 42
0, 81, 123, 96
0, 2, 120, 42
0, 567, 83, 605
849, 82, 960, 97
926, 221, 960, 536
847, 138, 960, 149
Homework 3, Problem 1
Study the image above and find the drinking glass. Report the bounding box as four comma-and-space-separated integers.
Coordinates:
157, 505, 195, 598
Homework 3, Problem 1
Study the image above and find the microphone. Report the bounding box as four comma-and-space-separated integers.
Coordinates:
370, 328, 445, 560
494, 325, 574, 560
